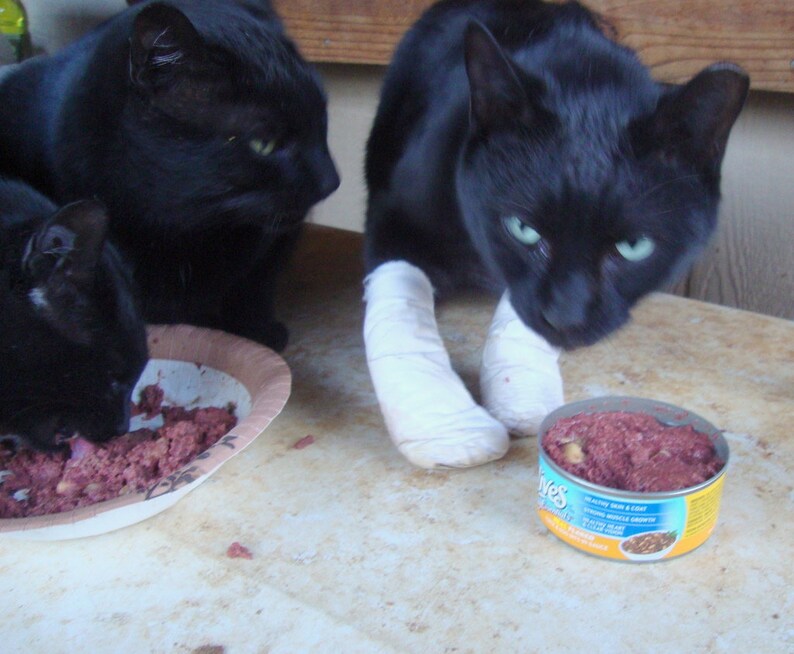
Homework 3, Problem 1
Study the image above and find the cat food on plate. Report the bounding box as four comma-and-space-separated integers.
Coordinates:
0, 385, 237, 519
0, 324, 292, 541
536, 397, 729, 562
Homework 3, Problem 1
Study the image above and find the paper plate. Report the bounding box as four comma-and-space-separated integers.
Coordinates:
0, 324, 291, 540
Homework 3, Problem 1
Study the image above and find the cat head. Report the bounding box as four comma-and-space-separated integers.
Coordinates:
1, 184, 149, 450
124, 1, 339, 230
457, 21, 749, 349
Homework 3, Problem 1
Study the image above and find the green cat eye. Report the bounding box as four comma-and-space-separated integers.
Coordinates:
249, 138, 277, 157
615, 236, 656, 261
504, 215, 542, 246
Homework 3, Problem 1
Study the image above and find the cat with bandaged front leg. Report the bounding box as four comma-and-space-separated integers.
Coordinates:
363, 0, 748, 469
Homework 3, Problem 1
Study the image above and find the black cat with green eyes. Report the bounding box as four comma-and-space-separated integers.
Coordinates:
0, 0, 339, 351
365, 0, 749, 349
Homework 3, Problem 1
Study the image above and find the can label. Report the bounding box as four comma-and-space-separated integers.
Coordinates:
537, 455, 725, 561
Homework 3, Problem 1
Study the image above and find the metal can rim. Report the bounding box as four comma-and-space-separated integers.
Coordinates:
538, 395, 729, 499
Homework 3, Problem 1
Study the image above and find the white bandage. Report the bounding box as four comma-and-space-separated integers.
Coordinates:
363, 261, 509, 469
480, 292, 564, 437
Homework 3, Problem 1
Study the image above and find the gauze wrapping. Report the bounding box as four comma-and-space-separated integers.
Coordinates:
480, 292, 564, 437
363, 261, 509, 469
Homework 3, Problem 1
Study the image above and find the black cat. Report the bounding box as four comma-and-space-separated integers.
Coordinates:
361, 0, 749, 469
0, 176, 148, 451
365, 0, 748, 349
0, 0, 339, 351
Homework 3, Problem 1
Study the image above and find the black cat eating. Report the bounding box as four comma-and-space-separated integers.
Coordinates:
0, 0, 339, 351
363, 0, 748, 468
0, 176, 148, 451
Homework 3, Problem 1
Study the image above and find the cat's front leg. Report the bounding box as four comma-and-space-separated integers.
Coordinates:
222, 280, 288, 352
363, 261, 509, 469
222, 230, 302, 352
480, 292, 564, 437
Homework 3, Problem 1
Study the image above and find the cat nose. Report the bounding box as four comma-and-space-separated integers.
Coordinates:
320, 164, 341, 199
310, 149, 340, 202
315, 163, 340, 201
542, 274, 592, 330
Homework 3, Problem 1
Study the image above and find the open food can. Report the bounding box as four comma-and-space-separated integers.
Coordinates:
537, 397, 729, 562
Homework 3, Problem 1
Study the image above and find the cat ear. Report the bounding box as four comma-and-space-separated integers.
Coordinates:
635, 63, 749, 176
25, 199, 108, 291
129, 2, 205, 90
23, 200, 110, 345
463, 21, 544, 133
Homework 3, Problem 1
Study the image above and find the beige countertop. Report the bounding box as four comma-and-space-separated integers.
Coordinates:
1, 226, 792, 653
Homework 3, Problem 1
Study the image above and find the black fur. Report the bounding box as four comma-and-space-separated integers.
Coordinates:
0, 177, 148, 451
365, 0, 748, 349
0, 0, 339, 351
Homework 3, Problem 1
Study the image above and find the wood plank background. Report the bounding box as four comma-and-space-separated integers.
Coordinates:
272, 0, 794, 93
676, 91, 794, 320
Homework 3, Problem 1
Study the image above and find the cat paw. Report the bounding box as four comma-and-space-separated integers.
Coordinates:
482, 378, 562, 438
480, 293, 564, 438
364, 260, 510, 469
386, 406, 510, 469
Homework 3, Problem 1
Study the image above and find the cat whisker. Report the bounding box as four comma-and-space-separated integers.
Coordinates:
4, 401, 60, 424
178, 263, 192, 290
631, 174, 701, 204
637, 206, 684, 220
44, 245, 73, 257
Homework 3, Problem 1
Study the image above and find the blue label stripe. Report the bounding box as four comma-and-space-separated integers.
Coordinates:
538, 458, 687, 541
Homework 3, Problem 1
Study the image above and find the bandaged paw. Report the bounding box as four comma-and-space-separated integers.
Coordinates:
363, 261, 509, 469
480, 292, 564, 437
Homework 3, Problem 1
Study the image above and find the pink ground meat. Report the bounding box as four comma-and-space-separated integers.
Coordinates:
131, 383, 165, 419
226, 541, 253, 559
0, 385, 237, 518
542, 411, 724, 492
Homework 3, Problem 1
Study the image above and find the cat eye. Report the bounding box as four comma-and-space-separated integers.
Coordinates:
615, 236, 656, 262
504, 215, 542, 246
249, 138, 278, 157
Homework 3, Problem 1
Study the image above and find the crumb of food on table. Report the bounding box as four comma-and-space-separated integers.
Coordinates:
292, 435, 315, 450
191, 646, 226, 654
0, 384, 237, 519
226, 541, 253, 559
542, 411, 724, 492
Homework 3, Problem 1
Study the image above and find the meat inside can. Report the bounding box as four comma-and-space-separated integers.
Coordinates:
536, 397, 729, 562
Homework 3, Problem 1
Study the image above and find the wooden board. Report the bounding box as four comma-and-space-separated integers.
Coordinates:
272, 0, 794, 93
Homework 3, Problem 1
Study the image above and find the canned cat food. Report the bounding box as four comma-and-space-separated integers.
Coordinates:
537, 397, 729, 562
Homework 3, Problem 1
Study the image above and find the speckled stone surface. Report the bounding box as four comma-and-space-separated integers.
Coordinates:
1, 226, 791, 653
